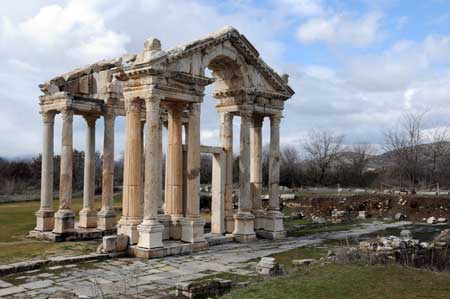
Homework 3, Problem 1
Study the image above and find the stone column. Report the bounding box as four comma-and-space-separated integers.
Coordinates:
158, 118, 171, 240
219, 112, 234, 233
137, 97, 164, 249
250, 115, 265, 231
35, 111, 56, 231
118, 97, 143, 244
97, 110, 117, 230
265, 113, 285, 239
53, 108, 75, 234
79, 115, 98, 229
165, 103, 185, 239
232, 111, 256, 242
211, 152, 226, 234
181, 103, 205, 243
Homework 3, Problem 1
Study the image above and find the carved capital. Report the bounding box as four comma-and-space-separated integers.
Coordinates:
188, 102, 201, 117
270, 113, 282, 128
41, 111, 56, 123
124, 97, 142, 114
103, 108, 115, 122
145, 96, 161, 113
60, 108, 73, 122
251, 114, 264, 128
240, 111, 253, 126
220, 112, 234, 124
83, 115, 99, 127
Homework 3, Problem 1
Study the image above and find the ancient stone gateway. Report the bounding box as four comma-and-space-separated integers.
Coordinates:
31, 27, 294, 256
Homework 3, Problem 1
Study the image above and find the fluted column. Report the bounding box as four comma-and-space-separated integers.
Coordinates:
264, 113, 285, 239
219, 112, 234, 233
158, 113, 171, 240
137, 96, 164, 249
79, 115, 98, 228
165, 103, 185, 239
181, 102, 205, 243
250, 115, 265, 230
118, 97, 143, 244
35, 110, 56, 231
53, 108, 75, 234
232, 111, 256, 242
97, 110, 117, 230
269, 114, 281, 211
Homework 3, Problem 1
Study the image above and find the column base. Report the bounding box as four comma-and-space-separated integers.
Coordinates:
118, 217, 141, 245
232, 211, 256, 243
181, 217, 206, 243
52, 209, 75, 234
35, 209, 54, 232
158, 214, 171, 240
262, 210, 286, 240
170, 215, 183, 240
79, 208, 98, 229
137, 220, 164, 249
97, 209, 117, 231
252, 210, 266, 230
224, 213, 234, 234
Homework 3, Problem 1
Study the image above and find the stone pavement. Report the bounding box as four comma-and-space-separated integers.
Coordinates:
0, 221, 409, 299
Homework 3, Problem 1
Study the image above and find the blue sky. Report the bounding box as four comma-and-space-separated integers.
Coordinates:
1, 0, 450, 158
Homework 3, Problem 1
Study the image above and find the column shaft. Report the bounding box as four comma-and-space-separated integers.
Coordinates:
79, 116, 97, 228
53, 108, 75, 234
269, 114, 281, 211
118, 98, 143, 244
239, 112, 252, 212
165, 104, 184, 216
98, 111, 117, 230
185, 103, 201, 217
219, 112, 234, 233
137, 96, 164, 249
250, 116, 263, 211
35, 111, 55, 231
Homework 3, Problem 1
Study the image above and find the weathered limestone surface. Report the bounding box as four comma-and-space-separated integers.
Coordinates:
79, 115, 98, 229
118, 98, 143, 244
35, 111, 55, 232
250, 115, 265, 231
220, 112, 235, 234
53, 108, 75, 234
35, 27, 294, 248
233, 111, 256, 243
97, 109, 117, 230
137, 97, 164, 249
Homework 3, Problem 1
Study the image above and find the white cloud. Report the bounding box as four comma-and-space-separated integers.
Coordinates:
296, 11, 383, 47
278, 0, 325, 17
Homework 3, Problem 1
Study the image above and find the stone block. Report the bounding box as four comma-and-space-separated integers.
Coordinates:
256, 257, 282, 276
181, 218, 206, 243
53, 209, 75, 234
137, 222, 164, 249
292, 259, 316, 266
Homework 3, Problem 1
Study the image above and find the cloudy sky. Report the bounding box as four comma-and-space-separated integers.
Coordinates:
1, 0, 450, 158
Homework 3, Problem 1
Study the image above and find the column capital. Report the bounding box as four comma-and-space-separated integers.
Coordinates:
240, 110, 253, 125
103, 107, 116, 121
270, 113, 282, 127
124, 97, 142, 114
145, 96, 161, 112
60, 108, 73, 122
251, 114, 264, 128
41, 110, 56, 123
83, 114, 99, 127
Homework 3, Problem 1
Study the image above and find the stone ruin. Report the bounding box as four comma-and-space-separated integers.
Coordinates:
29, 26, 294, 257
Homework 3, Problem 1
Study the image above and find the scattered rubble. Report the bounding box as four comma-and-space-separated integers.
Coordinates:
97, 234, 129, 253
176, 279, 233, 299
256, 257, 283, 276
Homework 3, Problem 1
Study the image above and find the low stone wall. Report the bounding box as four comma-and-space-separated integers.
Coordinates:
176, 278, 233, 299
285, 194, 450, 222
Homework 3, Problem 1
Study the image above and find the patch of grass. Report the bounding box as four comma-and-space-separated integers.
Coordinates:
224, 263, 450, 299
0, 241, 98, 264
270, 245, 328, 269
0, 194, 124, 264
286, 222, 354, 237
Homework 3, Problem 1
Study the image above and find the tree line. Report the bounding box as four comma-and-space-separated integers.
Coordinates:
2, 111, 450, 195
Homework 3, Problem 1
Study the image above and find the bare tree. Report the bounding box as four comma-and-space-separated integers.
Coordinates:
280, 145, 301, 187
384, 112, 426, 192
348, 143, 375, 185
304, 131, 344, 185
426, 126, 450, 187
